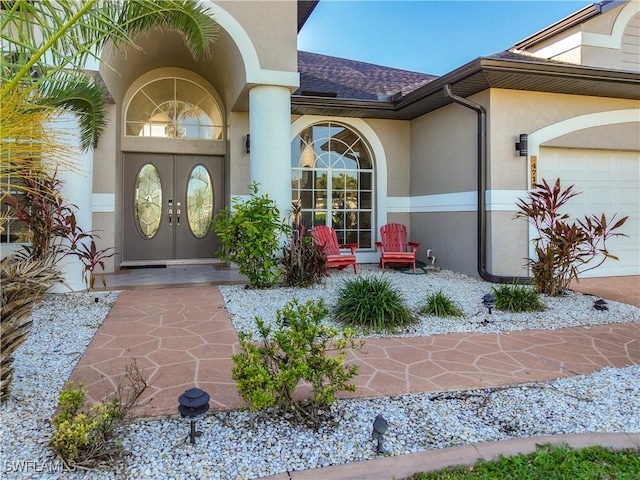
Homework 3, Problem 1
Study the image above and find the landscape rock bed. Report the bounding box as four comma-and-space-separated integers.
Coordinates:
221, 265, 640, 337
1, 271, 638, 479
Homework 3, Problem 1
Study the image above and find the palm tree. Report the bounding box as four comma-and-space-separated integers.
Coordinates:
1, 0, 218, 150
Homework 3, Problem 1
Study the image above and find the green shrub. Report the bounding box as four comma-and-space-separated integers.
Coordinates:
420, 290, 464, 317
334, 276, 415, 331
50, 360, 147, 468
213, 183, 289, 289
493, 283, 545, 312
50, 382, 123, 466
232, 299, 362, 428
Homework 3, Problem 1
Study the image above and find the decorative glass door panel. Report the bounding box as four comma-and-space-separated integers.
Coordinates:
123, 153, 223, 263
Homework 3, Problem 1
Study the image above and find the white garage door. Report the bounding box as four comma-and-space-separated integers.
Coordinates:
538, 147, 639, 278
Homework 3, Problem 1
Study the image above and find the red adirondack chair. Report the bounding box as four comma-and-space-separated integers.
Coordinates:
376, 223, 420, 273
310, 226, 358, 274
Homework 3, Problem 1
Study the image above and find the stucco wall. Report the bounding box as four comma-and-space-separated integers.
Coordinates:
407, 87, 639, 278
410, 211, 477, 276
364, 119, 411, 197
92, 105, 118, 272
408, 92, 487, 276
409, 96, 482, 196
489, 89, 640, 190
229, 111, 250, 195
217, 0, 298, 73
490, 89, 639, 276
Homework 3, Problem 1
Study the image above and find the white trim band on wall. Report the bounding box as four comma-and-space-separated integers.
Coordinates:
388, 190, 528, 213
92, 193, 115, 213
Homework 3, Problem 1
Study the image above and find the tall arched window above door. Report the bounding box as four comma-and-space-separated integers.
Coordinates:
291, 122, 374, 249
125, 78, 223, 139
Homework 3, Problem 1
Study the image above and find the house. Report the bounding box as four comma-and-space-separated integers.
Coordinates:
3, 0, 638, 290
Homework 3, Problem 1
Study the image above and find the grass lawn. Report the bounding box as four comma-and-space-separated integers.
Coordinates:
410, 444, 640, 479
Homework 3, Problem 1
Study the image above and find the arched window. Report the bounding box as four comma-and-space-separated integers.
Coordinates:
291, 122, 374, 249
125, 78, 223, 139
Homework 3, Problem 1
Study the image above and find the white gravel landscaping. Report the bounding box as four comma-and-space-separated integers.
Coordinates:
221, 265, 640, 337
1, 267, 638, 479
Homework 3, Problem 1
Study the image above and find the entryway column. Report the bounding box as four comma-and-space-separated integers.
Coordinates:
248, 85, 292, 219
50, 114, 94, 292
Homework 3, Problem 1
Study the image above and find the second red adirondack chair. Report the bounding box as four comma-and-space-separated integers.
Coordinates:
376, 223, 420, 273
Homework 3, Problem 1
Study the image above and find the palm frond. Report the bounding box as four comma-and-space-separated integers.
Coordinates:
39, 74, 108, 150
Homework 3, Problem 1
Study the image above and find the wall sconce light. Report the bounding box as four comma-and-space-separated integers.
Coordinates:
371, 414, 389, 454
245, 134, 250, 154
515, 134, 528, 157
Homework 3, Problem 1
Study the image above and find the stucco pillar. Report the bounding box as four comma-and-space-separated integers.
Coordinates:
50, 115, 94, 292
248, 85, 292, 219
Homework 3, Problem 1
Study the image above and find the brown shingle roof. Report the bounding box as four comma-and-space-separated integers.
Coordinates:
296, 51, 437, 101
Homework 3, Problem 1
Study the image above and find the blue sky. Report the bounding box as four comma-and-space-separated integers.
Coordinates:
298, 1, 591, 75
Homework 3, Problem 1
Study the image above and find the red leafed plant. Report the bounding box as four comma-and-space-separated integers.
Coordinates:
4, 169, 114, 291
516, 178, 628, 296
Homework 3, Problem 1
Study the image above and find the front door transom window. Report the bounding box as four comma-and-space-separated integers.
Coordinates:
126, 77, 223, 139
291, 123, 374, 249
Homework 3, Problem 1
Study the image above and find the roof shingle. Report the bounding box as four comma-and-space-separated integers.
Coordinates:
296, 51, 437, 101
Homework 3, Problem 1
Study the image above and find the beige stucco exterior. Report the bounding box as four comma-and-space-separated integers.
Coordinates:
5, 1, 637, 284
57, 0, 640, 282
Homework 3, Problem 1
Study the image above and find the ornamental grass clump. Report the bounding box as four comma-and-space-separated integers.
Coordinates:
334, 276, 415, 331
493, 283, 546, 313
420, 290, 464, 318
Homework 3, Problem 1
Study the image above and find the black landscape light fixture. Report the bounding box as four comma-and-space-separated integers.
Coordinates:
178, 387, 210, 444
245, 134, 250, 153
594, 299, 609, 311
482, 293, 496, 314
515, 134, 528, 156
371, 414, 389, 454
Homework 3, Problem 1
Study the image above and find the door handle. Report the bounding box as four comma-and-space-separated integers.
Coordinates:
176, 209, 181, 226
168, 208, 173, 227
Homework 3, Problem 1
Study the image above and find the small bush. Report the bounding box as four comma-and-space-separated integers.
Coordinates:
493, 283, 545, 312
334, 276, 415, 331
213, 183, 288, 289
50, 360, 147, 469
420, 290, 464, 317
232, 299, 363, 429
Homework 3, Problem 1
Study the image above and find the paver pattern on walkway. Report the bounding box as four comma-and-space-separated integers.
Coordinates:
69, 286, 640, 418
570, 275, 640, 308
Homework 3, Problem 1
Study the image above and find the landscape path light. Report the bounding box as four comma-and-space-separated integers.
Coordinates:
371, 414, 389, 454
178, 387, 210, 444
482, 293, 496, 315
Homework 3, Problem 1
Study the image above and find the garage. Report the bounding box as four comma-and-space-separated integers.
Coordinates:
537, 147, 639, 277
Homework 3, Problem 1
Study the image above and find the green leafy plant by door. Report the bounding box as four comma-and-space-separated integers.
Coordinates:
213, 183, 289, 289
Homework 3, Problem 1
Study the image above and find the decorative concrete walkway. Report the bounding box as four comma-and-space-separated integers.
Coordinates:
69, 286, 640, 419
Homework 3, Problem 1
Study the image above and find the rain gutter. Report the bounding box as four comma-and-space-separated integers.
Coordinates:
442, 84, 531, 284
